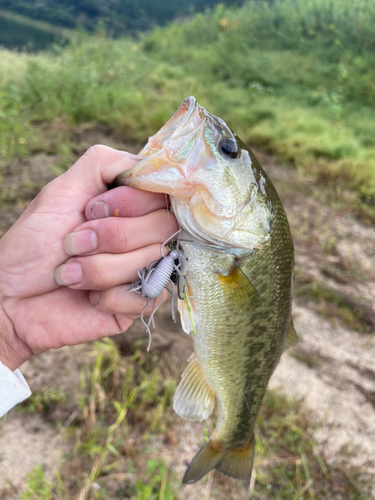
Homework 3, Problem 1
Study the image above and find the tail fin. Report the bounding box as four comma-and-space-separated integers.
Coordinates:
182, 436, 255, 484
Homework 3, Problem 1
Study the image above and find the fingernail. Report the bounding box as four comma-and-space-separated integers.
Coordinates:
90, 200, 110, 220
124, 151, 143, 161
64, 229, 98, 256
55, 262, 82, 286
89, 290, 100, 306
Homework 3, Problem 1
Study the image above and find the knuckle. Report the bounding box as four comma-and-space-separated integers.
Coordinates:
93, 218, 129, 253
114, 219, 128, 250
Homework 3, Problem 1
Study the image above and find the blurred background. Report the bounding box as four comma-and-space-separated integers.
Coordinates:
0, 1, 375, 499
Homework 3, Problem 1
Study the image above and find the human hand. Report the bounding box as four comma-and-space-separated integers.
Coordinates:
0, 146, 177, 371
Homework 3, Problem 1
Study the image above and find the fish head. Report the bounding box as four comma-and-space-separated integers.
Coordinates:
116, 96, 272, 251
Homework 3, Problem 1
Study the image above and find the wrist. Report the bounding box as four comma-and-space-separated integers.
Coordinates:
0, 306, 32, 371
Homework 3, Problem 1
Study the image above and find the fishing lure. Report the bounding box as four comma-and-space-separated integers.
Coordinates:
128, 230, 188, 350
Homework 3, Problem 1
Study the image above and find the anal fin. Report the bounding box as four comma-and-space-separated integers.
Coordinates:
283, 319, 298, 351
173, 353, 215, 422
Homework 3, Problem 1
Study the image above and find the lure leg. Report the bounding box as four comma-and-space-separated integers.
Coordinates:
170, 280, 177, 323
140, 298, 152, 351
160, 229, 181, 258
150, 293, 164, 329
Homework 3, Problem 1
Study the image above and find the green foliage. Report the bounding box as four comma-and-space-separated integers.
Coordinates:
134, 459, 177, 500
1, 0, 375, 212
254, 391, 370, 499
67, 338, 177, 498
19, 388, 67, 413
0, 88, 27, 159
21, 464, 53, 500
0, 10, 61, 52
0, 0, 244, 36
0, 0, 374, 219
13, 339, 372, 498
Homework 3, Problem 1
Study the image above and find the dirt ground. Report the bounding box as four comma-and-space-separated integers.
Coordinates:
0, 137, 375, 498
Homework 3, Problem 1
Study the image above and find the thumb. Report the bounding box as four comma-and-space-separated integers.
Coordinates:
57, 145, 142, 206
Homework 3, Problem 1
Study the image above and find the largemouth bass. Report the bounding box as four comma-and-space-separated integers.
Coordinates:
115, 97, 296, 484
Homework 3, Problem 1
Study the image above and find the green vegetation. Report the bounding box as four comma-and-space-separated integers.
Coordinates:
1, 0, 375, 219
58, 338, 177, 498
255, 392, 369, 499
20, 338, 371, 498
134, 459, 177, 500
0, 0, 243, 35
0, 9, 72, 36
0, 10, 65, 52
21, 465, 54, 500
1, 3, 375, 494
20, 388, 67, 413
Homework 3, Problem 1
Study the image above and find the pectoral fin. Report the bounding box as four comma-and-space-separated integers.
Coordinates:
283, 319, 298, 351
173, 353, 215, 422
217, 260, 259, 308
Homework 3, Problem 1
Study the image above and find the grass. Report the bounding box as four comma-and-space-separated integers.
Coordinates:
254, 392, 370, 500
1, 0, 375, 219
56, 338, 177, 499
19, 388, 67, 414
14, 337, 372, 499
21, 465, 54, 500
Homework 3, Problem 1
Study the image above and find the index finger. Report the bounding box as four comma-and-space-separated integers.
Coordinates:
85, 186, 169, 220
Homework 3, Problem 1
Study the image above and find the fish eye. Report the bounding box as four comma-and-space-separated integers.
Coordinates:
218, 137, 239, 159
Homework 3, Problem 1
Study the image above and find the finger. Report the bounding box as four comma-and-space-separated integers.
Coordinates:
63, 209, 178, 256
89, 286, 168, 316
15, 287, 135, 349
85, 186, 169, 220
54, 244, 167, 290
54, 146, 143, 208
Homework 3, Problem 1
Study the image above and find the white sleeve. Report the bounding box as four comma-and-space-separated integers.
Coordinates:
0, 361, 31, 417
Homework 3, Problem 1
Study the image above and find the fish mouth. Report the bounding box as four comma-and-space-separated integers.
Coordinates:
114, 96, 207, 199
140, 96, 204, 157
